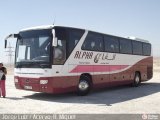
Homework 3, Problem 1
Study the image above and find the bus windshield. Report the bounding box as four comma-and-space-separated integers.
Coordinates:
15, 29, 52, 68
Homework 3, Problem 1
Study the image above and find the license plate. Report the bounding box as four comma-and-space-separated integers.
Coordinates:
24, 86, 32, 90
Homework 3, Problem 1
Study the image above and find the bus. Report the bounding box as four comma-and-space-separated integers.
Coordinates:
5, 25, 153, 95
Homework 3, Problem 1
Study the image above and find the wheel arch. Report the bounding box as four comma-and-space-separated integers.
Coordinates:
80, 73, 93, 86
135, 71, 141, 80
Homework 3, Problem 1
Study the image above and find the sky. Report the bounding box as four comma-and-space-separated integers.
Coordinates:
0, 0, 160, 63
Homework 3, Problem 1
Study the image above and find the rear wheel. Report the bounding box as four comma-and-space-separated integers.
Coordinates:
133, 72, 141, 87
77, 76, 91, 96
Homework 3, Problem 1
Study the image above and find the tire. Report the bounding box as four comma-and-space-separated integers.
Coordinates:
133, 72, 141, 87
77, 76, 91, 96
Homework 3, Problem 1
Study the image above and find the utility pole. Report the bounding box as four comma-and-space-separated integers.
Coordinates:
5, 42, 14, 67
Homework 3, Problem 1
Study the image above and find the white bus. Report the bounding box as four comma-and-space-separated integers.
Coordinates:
5, 25, 153, 95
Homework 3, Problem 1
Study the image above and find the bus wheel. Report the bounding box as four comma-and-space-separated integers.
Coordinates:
77, 76, 91, 96
133, 72, 141, 87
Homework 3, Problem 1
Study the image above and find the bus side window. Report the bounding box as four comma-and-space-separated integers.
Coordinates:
68, 29, 84, 57
143, 43, 151, 56
54, 27, 67, 65
132, 41, 143, 55
53, 39, 66, 64
82, 32, 103, 51
120, 38, 132, 54
104, 36, 119, 53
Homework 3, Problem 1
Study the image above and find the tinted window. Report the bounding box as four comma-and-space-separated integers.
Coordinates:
54, 28, 67, 65
143, 43, 151, 56
68, 29, 84, 56
82, 32, 103, 51
55, 28, 67, 40
132, 41, 143, 55
104, 36, 119, 53
120, 39, 132, 54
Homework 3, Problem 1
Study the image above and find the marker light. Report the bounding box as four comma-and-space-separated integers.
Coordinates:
40, 80, 48, 84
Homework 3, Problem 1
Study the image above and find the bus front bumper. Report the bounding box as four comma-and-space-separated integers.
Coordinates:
14, 76, 77, 94
14, 76, 53, 93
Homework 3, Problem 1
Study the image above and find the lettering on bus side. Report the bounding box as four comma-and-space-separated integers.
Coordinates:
74, 51, 116, 64
74, 51, 93, 59
94, 53, 116, 63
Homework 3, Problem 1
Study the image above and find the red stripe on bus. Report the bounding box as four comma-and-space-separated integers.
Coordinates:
70, 65, 129, 73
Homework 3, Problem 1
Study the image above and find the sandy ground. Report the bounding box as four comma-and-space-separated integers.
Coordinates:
0, 59, 160, 114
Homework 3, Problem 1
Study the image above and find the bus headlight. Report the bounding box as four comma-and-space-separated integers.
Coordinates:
14, 78, 18, 83
40, 80, 48, 84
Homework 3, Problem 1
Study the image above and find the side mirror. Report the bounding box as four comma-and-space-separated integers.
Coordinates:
52, 29, 57, 46
4, 34, 19, 48
5, 40, 7, 48
53, 37, 58, 46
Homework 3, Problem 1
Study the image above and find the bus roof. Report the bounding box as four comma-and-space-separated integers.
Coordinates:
20, 25, 149, 43
126, 36, 149, 43
20, 25, 54, 31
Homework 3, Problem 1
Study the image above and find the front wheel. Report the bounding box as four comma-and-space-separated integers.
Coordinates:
77, 76, 91, 96
133, 73, 141, 87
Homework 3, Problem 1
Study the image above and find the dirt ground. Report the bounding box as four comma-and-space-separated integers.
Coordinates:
0, 58, 160, 114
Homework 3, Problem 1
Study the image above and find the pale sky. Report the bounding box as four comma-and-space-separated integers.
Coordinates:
0, 0, 160, 63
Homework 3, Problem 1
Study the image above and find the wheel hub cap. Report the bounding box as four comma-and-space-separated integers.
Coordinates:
79, 81, 89, 91
135, 76, 140, 83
